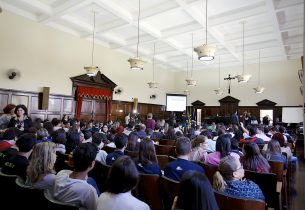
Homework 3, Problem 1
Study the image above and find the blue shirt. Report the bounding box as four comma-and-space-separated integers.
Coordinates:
164, 158, 204, 181
225, 180, 265, 201
106, 151, 124, 165
137, 162, 162, 176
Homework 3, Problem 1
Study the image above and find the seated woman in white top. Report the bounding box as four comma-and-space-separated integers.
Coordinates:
97, 155, 150, 210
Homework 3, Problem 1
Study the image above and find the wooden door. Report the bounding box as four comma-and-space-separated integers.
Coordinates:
80, 99, 107, 122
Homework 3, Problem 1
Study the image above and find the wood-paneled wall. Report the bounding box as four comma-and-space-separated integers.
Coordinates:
0, 88, 75, 121
0, 88, 285, 124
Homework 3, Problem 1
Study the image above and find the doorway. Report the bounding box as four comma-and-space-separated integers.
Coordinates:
260, 109, 273, 125
197, 109, 202, 125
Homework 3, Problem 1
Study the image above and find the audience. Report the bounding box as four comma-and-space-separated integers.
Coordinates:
92, 132, 108, 164
189, 135, 208, 162
205, 134, 239, 166
213, 155, 265, 200
0, 104, 16, 130
164, 137, 204, 181
265, 139, 288, 169
8, 104, 33, 132
1, 133, 36, 180
137, 138, 162, 176
106, 133, 127, 165
241, 142, 270, 173
97, 156, 150, 210
53, 143, 99, 210
25, 141, 57, 190
172, 170, 219, 210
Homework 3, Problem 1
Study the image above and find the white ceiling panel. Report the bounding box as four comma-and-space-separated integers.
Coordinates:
0, 0, 303, 72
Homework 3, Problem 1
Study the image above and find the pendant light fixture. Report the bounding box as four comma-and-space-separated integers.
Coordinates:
147, 43, 158, 88
194, 0, 216, 61
236, 21, 251, 83
184, 59, 191, 95
253, 49, 265, 93
186, 33, 197, 86
128, 0, 144, 70
84, 11, 99, 76
214, 56, 224, 95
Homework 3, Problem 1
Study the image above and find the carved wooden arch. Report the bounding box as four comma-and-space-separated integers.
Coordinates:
70, 71, 117, 120
218, 96, 240, 116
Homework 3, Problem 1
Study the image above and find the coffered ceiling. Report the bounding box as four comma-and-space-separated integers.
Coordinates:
1, 0, 303, 71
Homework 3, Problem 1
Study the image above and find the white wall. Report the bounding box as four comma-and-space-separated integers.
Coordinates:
0, 11, 302, 107
175, 59, 302, 106
0, 11, 176, 105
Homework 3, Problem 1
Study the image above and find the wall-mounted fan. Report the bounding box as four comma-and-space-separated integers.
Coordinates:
7, 69, 21, 80
114, 87, 123, 95
150, 94, 157, 99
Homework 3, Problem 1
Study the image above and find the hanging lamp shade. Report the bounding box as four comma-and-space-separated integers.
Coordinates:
194, 0, 216, 61
147, 43, 159, 88
236, 21, 251, 83
253, 49, 265, 93
128, 0, 144, 70
214, 56, 224, 95
186, 34, 197, 86
84, 11, 99, 76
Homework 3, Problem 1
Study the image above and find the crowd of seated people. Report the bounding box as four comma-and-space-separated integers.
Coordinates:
0, 105, 298, 209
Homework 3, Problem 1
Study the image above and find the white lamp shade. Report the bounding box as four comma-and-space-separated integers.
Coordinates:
214, 88, 224, 95
235, 74, 252, 83
128, 57, 145, 70
185, 79, 197, 86
147, 81, 158, 88
84, 66, 99, 76
194, 44, 216, 61
253, 86, 265, 93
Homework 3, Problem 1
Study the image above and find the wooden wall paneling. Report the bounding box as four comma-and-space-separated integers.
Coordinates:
0, 93, 9, 113
31, 96, 41, 112
30, 113, 46, 121
48, 97, 62, 112
11, 94, 29, 108
47, 114, 61, 121
63, 99, 73, 113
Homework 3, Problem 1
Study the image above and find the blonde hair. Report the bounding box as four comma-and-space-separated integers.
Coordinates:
26, 142, 56, 184
213, 156, 238, 192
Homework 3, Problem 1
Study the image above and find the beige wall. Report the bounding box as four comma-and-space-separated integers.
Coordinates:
0, 11, 176, 105
175, 59, 302, 106
0, 11, 302, 107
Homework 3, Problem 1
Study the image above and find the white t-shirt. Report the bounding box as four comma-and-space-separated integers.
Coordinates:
96, 150, 107, 164
97, 191, 150, 210
53, 170, 98, 210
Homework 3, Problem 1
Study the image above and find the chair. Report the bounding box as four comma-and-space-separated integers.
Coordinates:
214, 190, 265, 210
15, 176, 49, 209
268, 160, 287, 206
244, 170, 281, 210
102, 146, 116, 154
88, 161, 111, 193
54, 152, 73, 172
202, 163, 219, 184
159, 139, 176, 146
169, 146, 177, 157
160, 176, 180, 210
156, 155, 169, 171
137, 174, 163, 210
124, 149, 139, 161
168, 156, 177, 162
44, 189, 86, 210
155, 144, 173, 156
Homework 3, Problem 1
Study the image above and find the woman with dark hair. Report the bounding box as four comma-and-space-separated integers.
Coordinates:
43, 121, 54, 137
126, 133, 140, 151
97, 156, 150, 210
172, 170, 219, 210
8, 104, 32, 132
205, 134, 239, 166
241, 142, 270, 173
0, 103, 16, 129
137, 138, 162, 176
65, 131, 81, 154
213, 156, 264, 201
265, 139, 287, 169
270, 132, 292, 159
164, 127, 177, 140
